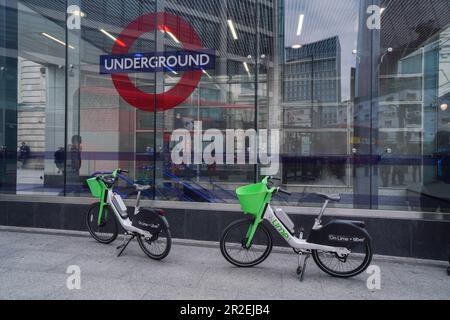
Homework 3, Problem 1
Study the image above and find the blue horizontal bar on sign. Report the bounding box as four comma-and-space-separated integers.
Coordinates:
99, 49, 216, 74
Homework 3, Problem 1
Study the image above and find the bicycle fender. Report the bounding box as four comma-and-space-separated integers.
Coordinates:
132, 208, 170, 232
307, 219, 371, 247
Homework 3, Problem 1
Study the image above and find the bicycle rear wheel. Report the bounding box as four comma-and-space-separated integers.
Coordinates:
86, 202, 118, 244
220, 218, 272, 267
136, 215, 172, 260
312, 241, 372, 278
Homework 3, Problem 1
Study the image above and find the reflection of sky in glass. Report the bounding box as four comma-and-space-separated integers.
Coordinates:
284, 0, 360, 101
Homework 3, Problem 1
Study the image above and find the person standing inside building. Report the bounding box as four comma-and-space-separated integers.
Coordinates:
18, 141, 30, 168
380, 146, 393, 187
54, 146, 65, 174
69, 135, 82, 175
65, 135, 83, 194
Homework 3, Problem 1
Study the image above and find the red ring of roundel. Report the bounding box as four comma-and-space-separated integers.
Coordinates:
111, 12, 203, 112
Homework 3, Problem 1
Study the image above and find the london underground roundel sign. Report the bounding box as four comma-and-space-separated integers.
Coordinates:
102, 12, 214, 112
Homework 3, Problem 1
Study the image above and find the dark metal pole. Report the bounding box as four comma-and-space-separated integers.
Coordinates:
311, 54, 314, 126
152, 0, 158, 200
254, 0, 260, 182
63, 0, 68, 196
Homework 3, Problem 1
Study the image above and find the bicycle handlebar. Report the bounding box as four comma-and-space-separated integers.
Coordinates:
91, 169, 129, 177
263, 176, 291, 196
277, 188, 292, 196
91, 171, 113, 176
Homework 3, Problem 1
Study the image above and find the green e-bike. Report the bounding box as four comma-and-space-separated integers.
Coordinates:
220, 176, 372, 279
86, 169, 171, 260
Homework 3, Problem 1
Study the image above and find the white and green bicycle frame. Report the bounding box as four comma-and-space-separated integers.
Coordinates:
261, 204, 350, 256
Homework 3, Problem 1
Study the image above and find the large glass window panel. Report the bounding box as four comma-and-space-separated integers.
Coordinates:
377, 0, 450, 211
64, 0, 157, 197
0, 1, 66, 195
280, 0, 360, 208
152, 0, 259, 203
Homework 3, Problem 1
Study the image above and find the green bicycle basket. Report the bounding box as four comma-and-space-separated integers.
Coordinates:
236, 182, 269, 216
86, 177, 103, 198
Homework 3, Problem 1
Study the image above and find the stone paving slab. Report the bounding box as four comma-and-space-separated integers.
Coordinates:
0, 230, 448, 300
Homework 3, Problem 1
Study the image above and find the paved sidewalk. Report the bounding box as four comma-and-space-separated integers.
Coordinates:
0, 229, 448, 300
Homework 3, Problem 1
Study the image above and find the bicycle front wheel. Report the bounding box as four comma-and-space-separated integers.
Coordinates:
312, 241, 372, 278
86, 202, 118, 244
137, 216, 172, 260
220, 218, 272, 267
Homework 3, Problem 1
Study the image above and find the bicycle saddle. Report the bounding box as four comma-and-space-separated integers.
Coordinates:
133, 184, 151, 191
315, 193, 341, 202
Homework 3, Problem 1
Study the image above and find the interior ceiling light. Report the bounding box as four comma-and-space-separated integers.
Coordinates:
72, 10, 86, 17
296, 14, 305, 36
100, 29, 126, 47
243, 62, 251, 76
227, 19, 238, 40
41, 33, 74, 49
160, 26, 180, 44
202, 69, 212, 79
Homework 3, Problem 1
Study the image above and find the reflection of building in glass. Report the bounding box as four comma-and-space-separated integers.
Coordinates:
284, 36, 341, 104
358, 0, 450, 210
283, 36, 343, 129
281, 36, 349, 186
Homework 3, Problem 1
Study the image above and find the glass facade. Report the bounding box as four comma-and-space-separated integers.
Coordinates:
0, 0, 449, 214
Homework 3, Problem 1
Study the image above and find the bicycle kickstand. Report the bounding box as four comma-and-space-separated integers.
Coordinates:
296, 251, 310, 282
116, 233, 135, 257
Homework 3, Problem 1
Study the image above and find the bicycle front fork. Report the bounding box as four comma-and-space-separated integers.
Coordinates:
98, 190, 109, 225
244, 218, 262, 248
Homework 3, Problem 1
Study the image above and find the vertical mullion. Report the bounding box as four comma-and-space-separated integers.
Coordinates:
63, 0, 68, 196
254, 0, 259, 182
152, 0, 158, 200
